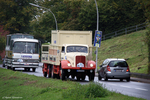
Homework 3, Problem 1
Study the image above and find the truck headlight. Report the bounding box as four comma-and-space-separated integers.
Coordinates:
67, 63, 71, 67
90, 64, 93, 67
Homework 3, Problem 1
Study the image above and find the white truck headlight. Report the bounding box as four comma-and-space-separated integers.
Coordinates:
90, 64, 93, 67
67, 63, 71, 67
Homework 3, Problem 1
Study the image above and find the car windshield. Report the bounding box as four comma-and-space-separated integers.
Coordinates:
109, 60, 128, 67
13, 42, 39, 54
67, 46, 87, 53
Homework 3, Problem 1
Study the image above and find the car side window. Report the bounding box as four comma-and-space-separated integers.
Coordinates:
102, 59, 109, 66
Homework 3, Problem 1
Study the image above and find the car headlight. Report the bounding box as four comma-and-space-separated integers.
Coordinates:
67, 63, 71, 67
90, 63, 93, 67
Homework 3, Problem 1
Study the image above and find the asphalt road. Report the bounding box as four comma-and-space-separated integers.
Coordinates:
0, 66, 150, 100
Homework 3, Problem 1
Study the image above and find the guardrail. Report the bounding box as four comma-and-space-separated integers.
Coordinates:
131, 73, 150, 80
102, 22, 147, 40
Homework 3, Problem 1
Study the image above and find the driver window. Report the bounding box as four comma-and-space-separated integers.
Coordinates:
62, 46, 65, 53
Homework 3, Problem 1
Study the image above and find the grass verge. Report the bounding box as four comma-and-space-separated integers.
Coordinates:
92, 30, 149, 74
0, 68, 145, 100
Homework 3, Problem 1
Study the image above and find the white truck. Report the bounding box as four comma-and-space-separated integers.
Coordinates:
41, 30, 96, 81
4, 33, 40, 71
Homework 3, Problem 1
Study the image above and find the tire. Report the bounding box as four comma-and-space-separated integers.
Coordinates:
104, 73, 108, 81
51, 66, 56, 79
25, 68, 30, 71
126, 77, 130, 82
48, 66, 51, 78
44, 72, 47, 77
71, 74, 75, 79
77, 76, 80, 81
32, 68, 36, 72
81, 75, 86, 81
2, 63, 5, 67
89, 73, 94, 81
120, 79, 123, 81
7, 66, 10, 69
61, 69, 66, 80
12, 67, 15, 71
98, 74, 102, 80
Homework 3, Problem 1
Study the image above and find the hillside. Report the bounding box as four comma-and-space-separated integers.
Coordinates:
93, 29, 148, 74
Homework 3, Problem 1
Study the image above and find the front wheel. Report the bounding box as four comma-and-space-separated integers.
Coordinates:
32, 68, 36, 72
61, 69, 66, 80
89, 73, 94, 81
98, 74, 102, 80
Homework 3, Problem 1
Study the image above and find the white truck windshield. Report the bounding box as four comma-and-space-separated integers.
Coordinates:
13, 42, 39, 54
67, 46, 87, 53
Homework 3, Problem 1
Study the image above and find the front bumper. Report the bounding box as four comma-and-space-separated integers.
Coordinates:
12, 62, 39, 68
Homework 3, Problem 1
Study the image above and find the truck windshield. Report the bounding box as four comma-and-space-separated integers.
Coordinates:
13, 42, 39, 54
67, 46, 87, 53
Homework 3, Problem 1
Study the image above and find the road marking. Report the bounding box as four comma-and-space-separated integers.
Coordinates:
120, 85, 132, 88
135, 88, 148, 91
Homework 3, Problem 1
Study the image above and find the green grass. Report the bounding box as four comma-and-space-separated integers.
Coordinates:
0, 68, 145, 100
93, 30, 149, 74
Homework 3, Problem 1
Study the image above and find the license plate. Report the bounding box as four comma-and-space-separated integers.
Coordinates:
115, 70, 123, 72
77, 70, 84, 72
24, 63, 29, 65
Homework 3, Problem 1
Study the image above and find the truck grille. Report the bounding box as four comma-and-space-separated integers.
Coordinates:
76, 56, 86, 67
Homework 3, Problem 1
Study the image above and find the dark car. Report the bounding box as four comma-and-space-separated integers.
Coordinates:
98, 58, 130, 82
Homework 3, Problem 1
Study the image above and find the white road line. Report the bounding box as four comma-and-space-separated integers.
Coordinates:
107, 83, 117, 86
135, 88, 148, 91
120, 85, 132, 88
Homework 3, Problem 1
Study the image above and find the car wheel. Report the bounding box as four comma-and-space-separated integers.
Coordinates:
104, 73, 108, 81
126, 77, 130, 82
98, 73, 102, 80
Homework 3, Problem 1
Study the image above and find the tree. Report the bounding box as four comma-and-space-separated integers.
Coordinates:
0, 0, 35, 33
0, 33, 6, 53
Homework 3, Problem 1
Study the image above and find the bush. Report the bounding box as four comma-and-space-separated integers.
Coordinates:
62, 82, 109, 99
85, 82, 109, 98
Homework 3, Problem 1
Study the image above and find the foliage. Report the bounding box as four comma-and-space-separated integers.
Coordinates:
0, 0, 35, 33
135, 0, 150, 73
84, 82, 109, 98
0, 68, 145, 100
30, 0, 146, 43
94, 30, 148, 74
62, 82, 109, 99
0, 33, 6, 52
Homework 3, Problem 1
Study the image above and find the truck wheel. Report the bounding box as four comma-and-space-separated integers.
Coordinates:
71, 74, 75, 79
51, 66, 56, 79
25, 68, 30, 71
48, 66, 51, 78
12, 67, 15, 71
77, 76, 80, 81
32, 68, 36, 72
44, 72, 47, 77
7, 66, 10, 69
81, 75, 86, 81
89, 73, 94, 81
61, 69, 66, 80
